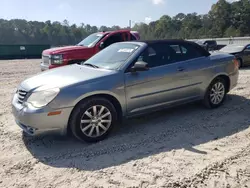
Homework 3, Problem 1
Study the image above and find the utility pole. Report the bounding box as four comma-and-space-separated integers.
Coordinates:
129, 20, 132, 29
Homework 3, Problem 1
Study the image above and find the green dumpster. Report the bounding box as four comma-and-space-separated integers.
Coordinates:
0, 44, 50, 59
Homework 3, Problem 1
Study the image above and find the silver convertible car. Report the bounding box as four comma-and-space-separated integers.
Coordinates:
12, 40, 239, 142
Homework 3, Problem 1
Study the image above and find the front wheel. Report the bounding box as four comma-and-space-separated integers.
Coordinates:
203, 78, 227, 109
69, 97, 118, 143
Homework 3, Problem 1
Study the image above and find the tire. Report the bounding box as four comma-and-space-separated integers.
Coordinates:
203, 77, 227, 109
69, 97, 118, 143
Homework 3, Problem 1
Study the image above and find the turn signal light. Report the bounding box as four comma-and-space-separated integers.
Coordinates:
47, 111, 62, 116
233, 59, 239, 70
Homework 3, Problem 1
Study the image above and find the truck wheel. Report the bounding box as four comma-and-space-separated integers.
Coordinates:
203, 77, 227, 109
69, 97, 118, 143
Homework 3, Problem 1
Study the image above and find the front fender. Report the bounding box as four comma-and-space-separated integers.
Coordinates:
49, 74, 126, 113
71, 90, 126, 118
73, 90, 121, 106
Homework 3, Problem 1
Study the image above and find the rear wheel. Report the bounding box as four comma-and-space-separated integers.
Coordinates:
203, 78, 227, 109
69, 97, 118, 143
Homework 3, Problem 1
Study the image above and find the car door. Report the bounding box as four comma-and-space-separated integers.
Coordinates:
104, 33, 124, 47
95, 32, 124, 54
169, 42, 211, 98
124, 42, 202, 115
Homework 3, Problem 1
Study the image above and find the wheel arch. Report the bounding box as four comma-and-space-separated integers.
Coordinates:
207, 74, 231, 93
67, 92, 124, 135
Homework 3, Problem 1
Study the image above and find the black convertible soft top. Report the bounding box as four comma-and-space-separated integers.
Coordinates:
137, 39, 211, 57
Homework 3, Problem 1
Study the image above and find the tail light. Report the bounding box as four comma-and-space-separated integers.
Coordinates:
233, 58, 239, 70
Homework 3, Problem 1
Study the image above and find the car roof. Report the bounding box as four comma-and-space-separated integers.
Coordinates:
198, 39, 216, 42
225, 43, 250, 47
120, 39, 208, 46
118, 39, 187, 46
97, 29, 131, 34
137, 39, 185, 44
120, 39, 211, 57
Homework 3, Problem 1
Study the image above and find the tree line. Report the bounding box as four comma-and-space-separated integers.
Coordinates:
0, 0, 250, 46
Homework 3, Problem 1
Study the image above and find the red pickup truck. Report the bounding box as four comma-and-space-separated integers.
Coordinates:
40, 30, 140, 71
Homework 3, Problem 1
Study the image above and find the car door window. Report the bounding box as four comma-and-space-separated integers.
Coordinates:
127, 42, 205, 72
183, 44, 204, 60
104, 33, 123, 48
130, 33, 137, 41
133, 43, 181, 68
170, 43, 204, 62
181, 46, 187, 54
169, 45, 187, 62
170, 45, 181, 54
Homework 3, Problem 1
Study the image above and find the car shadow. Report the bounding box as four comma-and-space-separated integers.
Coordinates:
22, 94, 250, 171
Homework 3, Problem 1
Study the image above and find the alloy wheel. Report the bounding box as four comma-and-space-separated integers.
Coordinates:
80, 105, 112, 138
210, 82, 225, 105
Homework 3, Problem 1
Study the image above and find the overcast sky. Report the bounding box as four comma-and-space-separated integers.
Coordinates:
0, 0, 235, 27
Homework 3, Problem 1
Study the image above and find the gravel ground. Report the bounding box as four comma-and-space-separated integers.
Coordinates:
0, 59, 250, 188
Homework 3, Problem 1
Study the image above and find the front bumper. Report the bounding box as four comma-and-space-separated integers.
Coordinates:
40, 62, 66, 71
40, 62, 49, 71
12, 93, 73, 136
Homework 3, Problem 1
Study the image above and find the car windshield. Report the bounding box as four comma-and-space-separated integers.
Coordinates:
219, 44, 245, 52
82, 43, 140, 70
77, 33, 104, 47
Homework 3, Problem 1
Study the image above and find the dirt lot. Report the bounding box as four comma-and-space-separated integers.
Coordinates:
0, 59, 250, 188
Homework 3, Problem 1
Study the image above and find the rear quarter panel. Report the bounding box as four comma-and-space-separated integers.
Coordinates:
174, 52, 235, 99
202, 52, 237, 92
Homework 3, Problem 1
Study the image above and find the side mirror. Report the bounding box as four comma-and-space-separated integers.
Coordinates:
130, 61, 149, 72
99, 42, 105, 49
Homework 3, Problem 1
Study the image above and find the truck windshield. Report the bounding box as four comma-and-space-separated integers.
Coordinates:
77, 33, 105, 47
82, 43, 140, 70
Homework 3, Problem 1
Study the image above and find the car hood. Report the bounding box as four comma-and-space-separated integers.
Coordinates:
219, 49, 241, 54
43, 45, 89, 55
210, 50, 224, 54
209, 50, 234, 56
20, 64, 116, 92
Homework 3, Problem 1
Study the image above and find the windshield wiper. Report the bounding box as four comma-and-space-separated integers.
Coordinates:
83, 63, 99, 68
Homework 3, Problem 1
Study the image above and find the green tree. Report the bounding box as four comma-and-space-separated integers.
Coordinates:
0, 0, 250, 45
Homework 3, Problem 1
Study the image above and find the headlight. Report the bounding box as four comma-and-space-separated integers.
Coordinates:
26, 88, 60, 108
51, 54, 63, 65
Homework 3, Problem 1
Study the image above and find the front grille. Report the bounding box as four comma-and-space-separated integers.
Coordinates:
17, 89, 28, 104
42, 55, 50, 65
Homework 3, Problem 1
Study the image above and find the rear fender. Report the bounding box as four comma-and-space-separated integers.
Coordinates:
203, 72, 229, 96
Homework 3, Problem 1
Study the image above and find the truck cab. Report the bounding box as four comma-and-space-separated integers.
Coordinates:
40, 30, 140, 71
196, 40, 218, 51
